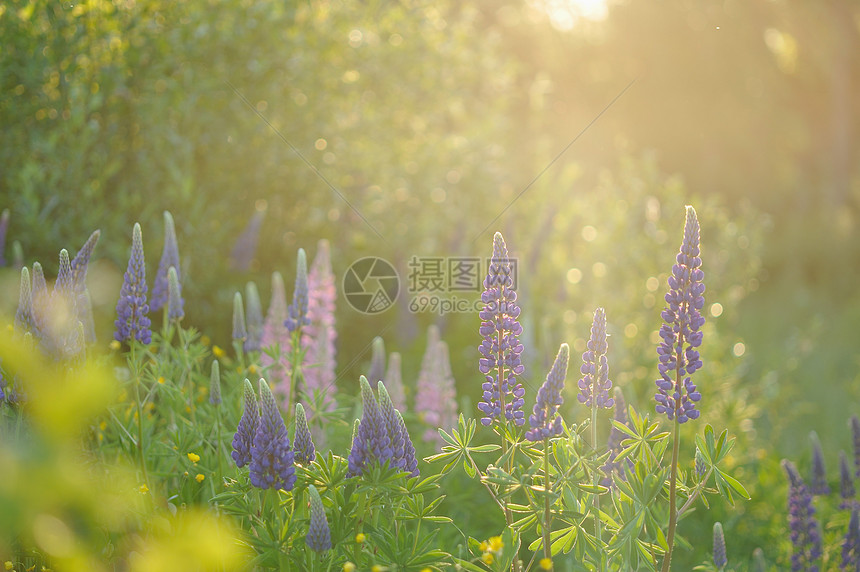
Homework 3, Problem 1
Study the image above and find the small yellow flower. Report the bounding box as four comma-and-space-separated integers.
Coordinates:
139, 484, 149, 494
212, 345, 225, 358
487, 536, 503, 553
481, 552, 494, 565
195, 473, 205, 483
109, 340, 121, 350
187, 452, 200, 463
5, 561, 14, 570
248, 364, 258, 374
99, 420, 107, 431
539, 557, 553, 570
201, 335, 211, 346
185, 406, 191, 413
183, 471, 189, 477
157, 376, 165, 384
370, 566, 386, 572
355, 533, 366, 543
342, 564, 356, 572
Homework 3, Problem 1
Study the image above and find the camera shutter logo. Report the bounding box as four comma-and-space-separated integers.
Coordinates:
343, 257, 400, 314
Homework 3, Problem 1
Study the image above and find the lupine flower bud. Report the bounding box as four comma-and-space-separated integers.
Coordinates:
578, 308, 613, 409
713, 522, 727, 569
152, 211, 180, 311
526, 343, 569, 442
294, 402, 316, 465
249, 379, 296, 491
244, 281, 263, 351
752, 548, 766, 572
70, 229, 100, 293
384, 352, 406, 412
209, 360, 222, 406
783, 459, 822, 571
31, 262, 48, 339
695, 448, 708, 480
841, 451, 856, 510
367, 336, 385, 384
232, 292, 247, 343
167, 266, 184, 322
15, 267, 33, 335
348, 376, 391, 477
810, 432, 830, 495
842, 505, 860, 571
655, 206, 704, 423
396, 409, 419, 478
477, 232, 525, 427
231, 379, 259, 468
306, 485, 332, 552
285, 248, 309, 332
231, 210, 264, 272
114, 223, 152, 345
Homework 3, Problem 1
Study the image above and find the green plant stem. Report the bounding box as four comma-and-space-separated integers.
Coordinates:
130, 344, 149, 489
542, 437, 552, 563
660, 420, 681, 572
591, 405, 603, 570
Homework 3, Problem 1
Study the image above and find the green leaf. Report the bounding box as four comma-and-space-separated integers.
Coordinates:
464, 458, 477, 479
718, 469, 751, 500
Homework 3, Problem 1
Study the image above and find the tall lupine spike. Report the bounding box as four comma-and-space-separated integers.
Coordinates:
209, 360, 222, 406
655, 206, 705, 423
347, 376, 391, 477
367, 336, 386, 384
713, 522, 727, 569
385, 352, 406, 411
231, 379, 259, 468
477, 232, 526, 427
53, 249, 77, 356
526, 343, 570, 442
70, 229, 100, 293
379, 381, 411, 472
841, 451, 856, 510
151, 211, 180, 311
285, 248, 309, 332
395, 410, 419, 478
782, 459, 823, 571
810, 432, 830, 495
232, 291, 247, 344
842, 505, 860, 571
231, 209, 265, 272
15, 266, 33, 334
0, 208, 9, 267
167, 267, 184, 322
244, 281, 263, 351
249, 379, 296, 491
303, 239, 337, 409
305, 485, 332, 552
261, 272, 291, 398
350, 418, 360, 451
114, 223, 152, 345
852, 416, 860, 479
752, 548, 767, 572
53, 248, 76, 317
415, 326, 446, 442
31, 262, 48, 339
293, 403, 316, 465
578, 308, 614, 409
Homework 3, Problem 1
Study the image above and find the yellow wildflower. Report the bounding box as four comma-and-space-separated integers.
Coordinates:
342, 564, 356, 572
187, 452, 200, 463
371, 566, 386, 572
139, 484, 149, 494
157, 376, 165, 384
481, 552, 494, 565
212, 345, 225, 358
99, 421, 107, 431
248, 364, 258, 374
109, 340, 121, 350
539, 557, 553, 570
5, 561, 14, 570
355, 533, 366, 543
487, 536, 503, 553
195, 474, 205, 483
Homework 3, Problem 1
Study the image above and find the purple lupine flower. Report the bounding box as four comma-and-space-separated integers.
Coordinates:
477, 232, 525, 427
31, 262, 48, 340
302, 239, 337, 412
151, 211, 180, 312
526, 343, 570, 442
244, 281, 263, 352
249, 379, 296, 491
842, 505, 860, 571
306, 485, 332, 552
231, 209, 264, 272
231, 379, 260, 468
167, 267, 184, 322
396, 410, 419, 478
695, 448, 707, 480
15, 267, 33, 335
285, 248, 309, 333
232, 291, 247, 344
209, 360, 222, 406
713, 522, 727, 569
415, 336, 459, 448
367, 336, 386, 384
114, 223, 151, 345
655, 206, 704, 424
841, 451, 856, 510
0, 208, 9, 267
53, 249, 75, 315
810, 432, 830, 495
378, 381, 405, 467
70, 229, 100, 293
602, 386, 633, 486
348, 376, 391, 477
578, 308, 614, 409
852, 416, 860, 479
385, 352, 406, 412
53, 249, 82, 359
294, 402, 316, 465
783, 459, 822, 572
261, 272, 291, 399
0, 363, 20, 405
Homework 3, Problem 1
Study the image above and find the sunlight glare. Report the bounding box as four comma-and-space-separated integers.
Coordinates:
531, 0, 609, 31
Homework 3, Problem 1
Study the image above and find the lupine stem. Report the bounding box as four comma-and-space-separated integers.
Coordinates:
591, 406, 603, 570
130, 343, 149, 489
661, 419, 681, 572
542, 436, 552, 563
